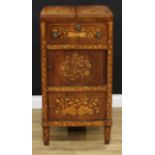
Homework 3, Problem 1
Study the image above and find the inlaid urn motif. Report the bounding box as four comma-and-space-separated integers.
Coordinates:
55, 96, 100, 116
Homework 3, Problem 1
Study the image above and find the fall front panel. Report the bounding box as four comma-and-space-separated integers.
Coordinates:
47, 50, 107, 86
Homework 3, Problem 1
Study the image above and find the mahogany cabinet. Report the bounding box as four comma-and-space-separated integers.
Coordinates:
40, 5, 113, 145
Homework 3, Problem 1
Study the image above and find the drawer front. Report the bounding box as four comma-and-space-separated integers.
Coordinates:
46, 22, 108, 45
48, 92, 106, 121
47, 50, 107, 86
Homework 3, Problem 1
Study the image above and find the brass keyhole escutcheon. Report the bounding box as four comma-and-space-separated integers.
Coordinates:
96, 32, 102, 38
75, 24, 81, 32
52, 31, 59, 38
48, 65, 52, 70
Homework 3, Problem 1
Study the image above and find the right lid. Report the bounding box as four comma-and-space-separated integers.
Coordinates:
76, 5, 113, 19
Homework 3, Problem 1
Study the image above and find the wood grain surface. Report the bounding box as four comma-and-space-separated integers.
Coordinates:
32, 108, 121, 155
40, 5, 113, 19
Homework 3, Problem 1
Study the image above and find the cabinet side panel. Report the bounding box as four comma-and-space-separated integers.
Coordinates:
106, 20, 113, 121
41, 21, 48, 121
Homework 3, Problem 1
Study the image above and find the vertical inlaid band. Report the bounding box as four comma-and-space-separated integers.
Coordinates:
41, 21, 48, 121
106, 21, 113, 120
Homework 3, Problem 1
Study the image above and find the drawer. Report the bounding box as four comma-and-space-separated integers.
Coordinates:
48, 92, 106, 121
47, 50, 107, 86
46, 22, 108, 45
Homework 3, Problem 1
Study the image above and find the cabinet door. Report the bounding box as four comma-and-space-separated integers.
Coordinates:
47, 50, 107, 86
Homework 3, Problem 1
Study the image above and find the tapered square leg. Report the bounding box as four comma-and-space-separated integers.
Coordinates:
104, 126, 111, 144
43, 127, 49, 145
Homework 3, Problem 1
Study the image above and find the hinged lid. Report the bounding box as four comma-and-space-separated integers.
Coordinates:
40, 5, 113, 19
77, 5, 113, 18
41, 6, 75, 19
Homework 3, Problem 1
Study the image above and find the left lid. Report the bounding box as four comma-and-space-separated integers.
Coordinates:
40, 6, 75, 19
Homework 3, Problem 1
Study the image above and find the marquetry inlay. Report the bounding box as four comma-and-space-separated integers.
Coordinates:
55, 96, 100, 116
47, 86, 107, 92
60, 52, 92, 81
50, 24, 104, 39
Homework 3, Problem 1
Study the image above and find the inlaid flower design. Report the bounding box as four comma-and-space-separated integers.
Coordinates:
55, 97, 100, 116
60, 52, 92, 81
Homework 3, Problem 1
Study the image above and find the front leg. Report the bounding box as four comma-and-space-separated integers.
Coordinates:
104, 126, 111, 144
43, 127, 49, 145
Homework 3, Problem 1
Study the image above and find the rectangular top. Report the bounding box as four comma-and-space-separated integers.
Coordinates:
40, 5, 113, 19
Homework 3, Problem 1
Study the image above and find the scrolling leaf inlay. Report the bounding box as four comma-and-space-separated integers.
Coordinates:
51, 24, 102, 39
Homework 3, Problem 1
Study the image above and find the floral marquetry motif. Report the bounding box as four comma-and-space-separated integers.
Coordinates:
46, 22, 108, 46
55, 97, 100, 116
60, 53, 92, 82
49, 24, 105, 39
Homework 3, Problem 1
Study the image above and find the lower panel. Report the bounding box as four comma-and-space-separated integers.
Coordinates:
48, 92, 106, 121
